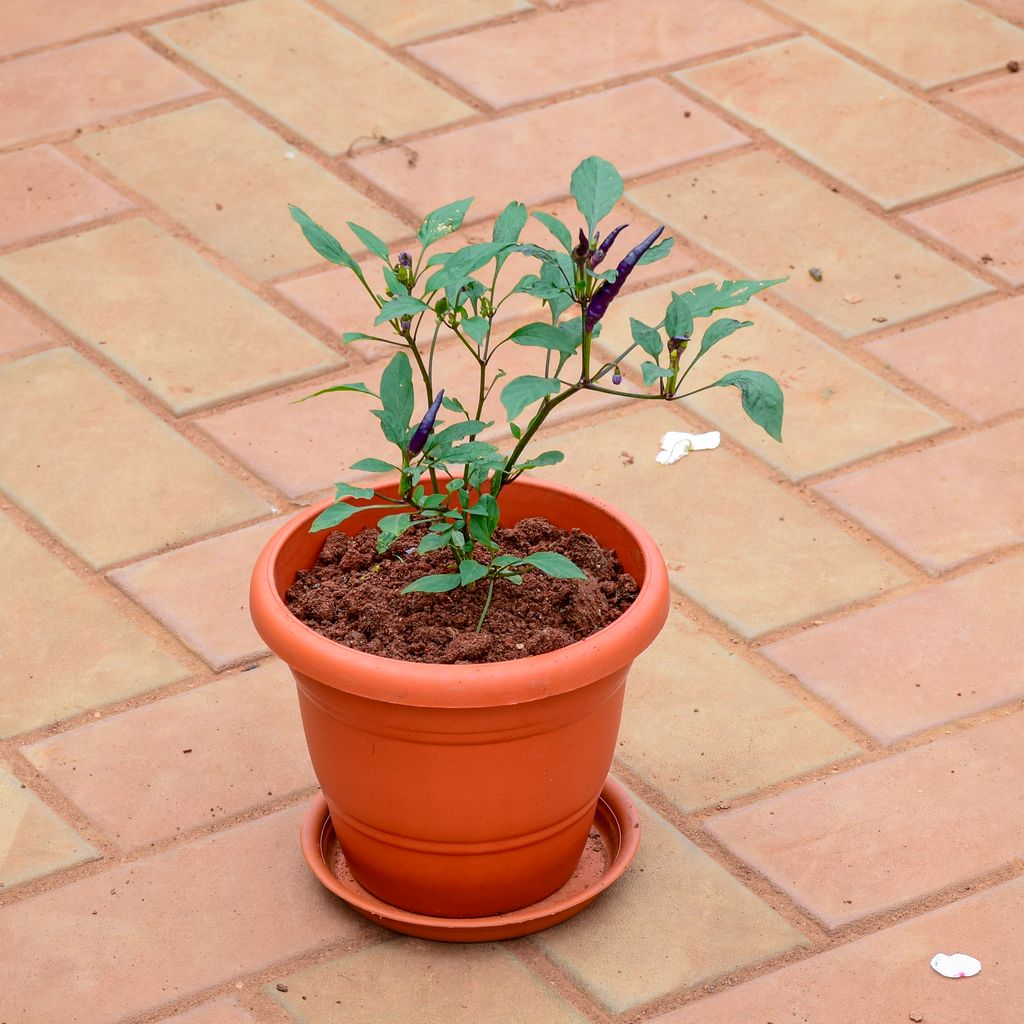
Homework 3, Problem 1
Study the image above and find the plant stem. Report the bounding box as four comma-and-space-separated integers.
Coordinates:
476, 577, 497, 632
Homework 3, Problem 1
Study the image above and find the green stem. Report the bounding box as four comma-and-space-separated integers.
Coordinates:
476, 576, 497, 632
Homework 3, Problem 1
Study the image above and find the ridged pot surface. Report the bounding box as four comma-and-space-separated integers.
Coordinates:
250, 478, 669, 917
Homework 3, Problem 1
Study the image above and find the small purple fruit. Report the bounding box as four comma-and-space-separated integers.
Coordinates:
407, 389, 445, 455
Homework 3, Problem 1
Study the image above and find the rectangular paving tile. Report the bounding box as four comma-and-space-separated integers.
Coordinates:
0, 805, 372, 1024
763, 0, 1024, 86
654, 876, 1024, 1024
0, 145, 133, 248
865, 294, 1024, 422
162, 1000, 257, 1024
904, 175, 1024, 286
354, 80, 749, 219
628, 151, 991, 337
595, 276, 949, 480
620, 605, 860, 812
0, 0, 209, 57
764, 552, 1024, 743
325, 0, 531, 44
0, 767, 99, 888
534, 795, 805, 1012
680, 37, 1021, 209
411, 0, 787, 108
0, 349, 268, 570
109, 517, 286, 670
0, 218, 343, 415
0, 34, 204, 148
0, 511, 188, 738
708, 713, 1024, 929
151, 0, 474, 155
815, 418, 1024, 573
24, 661, 314, 850
542, 405, 909, 637
0, 296, 51, 358
78, 99, 409, 282
947, 71, 1024, 144
271, 940, 586, 1024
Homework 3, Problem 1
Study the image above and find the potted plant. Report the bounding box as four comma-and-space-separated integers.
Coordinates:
250, 156, 784, 938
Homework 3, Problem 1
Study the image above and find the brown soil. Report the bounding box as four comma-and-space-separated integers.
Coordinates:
285, 517, 639, 664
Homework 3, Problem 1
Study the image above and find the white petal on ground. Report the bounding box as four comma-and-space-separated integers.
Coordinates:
930, 952, 982, 978
655, 430, 721, 465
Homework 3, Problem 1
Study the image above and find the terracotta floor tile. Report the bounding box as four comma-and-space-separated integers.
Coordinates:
653, 876, 1024, 1024
0, 805, 371, 1024
325, 0, 531, 44
542, 405, 909, 637
680, 37, 1021, 209
534, 795, 805, 1012
764, 552, 1024, 743
353, 80, 748, 219
0, 297, 51, 358
0, 218, 342, 415
708, 713, 1024, 928
79, 99, 409, 282
948, 72, 1024, 144
151, 0, 474, 156
0, 349, 268, 570
109, 516, 287, 670
620, 605, 860, 812
0, 146, 133, 248
815, 418, 1024, 573
0, 35, 204, 149
628, 152, 991, 338
865, 294, 1024, 421
595, 277, 949, 480
161, 1000, 257, 1024
411, 0, 787, 109
982, 0, 1024, 22
904, 175, 1024, 286
24, 661, 314, 849
0, 0, 212, 57
0, 768, 99, 888
762, 0, 1024, 87
0, 511, 188, 738
271, 940, 585, 1023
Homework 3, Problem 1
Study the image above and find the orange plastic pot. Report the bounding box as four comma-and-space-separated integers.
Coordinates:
250, 478, 669, 918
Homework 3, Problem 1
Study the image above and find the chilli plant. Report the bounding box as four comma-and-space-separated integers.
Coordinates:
290, 156, 784, 629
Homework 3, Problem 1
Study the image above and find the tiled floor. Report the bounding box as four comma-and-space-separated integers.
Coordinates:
1, 1, 1022, 1022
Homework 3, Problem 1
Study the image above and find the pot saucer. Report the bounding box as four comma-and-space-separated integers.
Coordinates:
300, 776, 641, 942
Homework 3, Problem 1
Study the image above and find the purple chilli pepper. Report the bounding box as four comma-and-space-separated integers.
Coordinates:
588, 224, 628, 269
407, 389, 445, 456
585, 226, 664, 332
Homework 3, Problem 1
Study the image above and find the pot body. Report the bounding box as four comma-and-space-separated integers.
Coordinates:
251, 478, 669, 918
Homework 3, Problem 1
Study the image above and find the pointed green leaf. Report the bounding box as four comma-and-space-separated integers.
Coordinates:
418, 198, 473, 247
377, 352, 414, 445
374, 295, 430, 325
641, 361, 674, 386
424, 242, 504, 292
417, 531, 452, 555
347, 222, 390, 261
334, 481, 375, 500
714, 370, 784, 442
311, 500, 378, 532
459, 559, 489, 586
493, 201, 528, 246
500, 374, 561, 421
294, 382, 377, 402
381, 264, 408, 296
376, 512, 414, 552
518, 551, 587, 579
636, 236, 674, 265
462, 316, 490, 344
426, 420, 490, 451
509, 449, 564, 472
531, 211, 573, 252
699, 318, 752, 357
509, 322, 578, 356
402, 573, 463, 593
629, 317, 662, 358
289, 206, 364, 278
676, 278, 786, 319
664, 292, 693, 340
341, 332, 379, 345
570, 156, 623, 235
349, 457, 397, 474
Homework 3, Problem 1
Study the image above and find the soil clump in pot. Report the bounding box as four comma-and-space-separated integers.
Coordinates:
285, 516, 639, 664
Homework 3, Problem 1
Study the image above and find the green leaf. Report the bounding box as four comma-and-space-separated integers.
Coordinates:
629, 317, 663, 358
426, 419, 490, 451
334, 481, 375, 500
381, 264, 408, 296
442, 441, 503, 465
294, 382, 376, 402
636, 236, 674, 265
425, 242, 504, 292
675, 278, 786, 319
289, 206, 364, 278
509, 321, 578, 356
346, 222, 390, 261
349, 457, 397, 474
511, 243, 567, 274
442, 395, 469, 416
714, 370, 784, 442
699, 318, 752, 357
492, 201, 528, 247
509, 449, 564, 472
417, 531, 451, 554
375, 352, 414, 445
418, 198, 473, 247
376, 512, 414, 552
462, 316, 489, 344
459, 559, 489, 586
402, 573, 463, 594
664, 292, 693, 340
341, 332, 378, 345
500, 374, 561, 421
374, 295, 430, 325
518, 551, 588, 579
570, 156, 624, 235
531, 211, 573, 252
642, 361, 674, 386
310, 500, 374, 532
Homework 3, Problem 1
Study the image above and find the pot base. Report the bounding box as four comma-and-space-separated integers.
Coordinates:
300, 776, 641, 942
